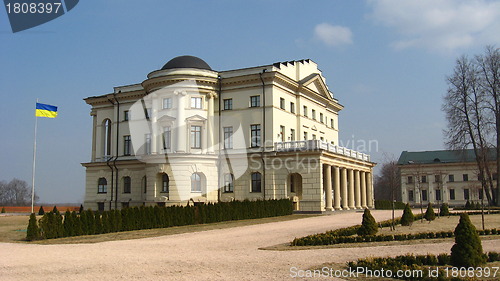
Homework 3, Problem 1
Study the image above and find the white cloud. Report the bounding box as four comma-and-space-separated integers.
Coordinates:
368, 0, 500, 52
314, 23, 353, 47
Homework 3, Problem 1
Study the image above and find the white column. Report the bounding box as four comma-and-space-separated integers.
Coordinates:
206, 92, 216, 154
341, 168, 349, 210
366, 172, 374, 208
355, 170, 361, 209
333, 166, 341, 210
348, 169, 355, 209
361, 171, 367, 208
324, 164, 333, 211
175, 91, 187, 153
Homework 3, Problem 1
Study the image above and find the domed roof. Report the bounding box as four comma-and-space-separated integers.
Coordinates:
161, 55, 212, 71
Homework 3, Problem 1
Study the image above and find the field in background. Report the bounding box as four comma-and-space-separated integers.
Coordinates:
0, 205, 79, 213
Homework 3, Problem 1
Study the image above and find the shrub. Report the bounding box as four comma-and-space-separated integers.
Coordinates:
357, 209, 378, 236
424, 203, 436, 221
450, 213, 486, 267
52, 206, 59, 214
79, 204, 84, 214
1, 207, 5, 213
26, 213, 40, 241
38, 206, 45, 215
374, 200, 406, 210
401, 203, 414, 226
465, 200, 471, 210
439, 203, 450, 216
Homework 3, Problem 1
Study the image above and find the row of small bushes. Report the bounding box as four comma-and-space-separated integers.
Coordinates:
292, 228, 500, 246
347, 252, 500, 281
27, 199, 293, 241
374, 200, 407, 210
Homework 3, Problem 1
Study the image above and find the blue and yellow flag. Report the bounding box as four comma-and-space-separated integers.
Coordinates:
35, 103, 58, 118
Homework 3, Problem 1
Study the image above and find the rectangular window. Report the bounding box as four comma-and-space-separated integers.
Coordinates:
435, 189, 442, 201
290, 102, 295, 113
163, 127, 171, 150
408, 190, 414, 201
250, 96, 260, 107
450, 189, 455, 200
304, 131, 308, 140
124, 135, 131, 155
163, 98, 172, 109
145, 134, 151, 154
421, 189, 428, 201
435, 175, 441, 182
97, 202, 104, 212
250, 124, 261, 147
479, 189, 483, 200
123, 110, 129, 121
421, 175, 427, 183
407, 176, 413, 184
312, 109, 316, 120
463, 174, 468, 181
123, 177, 131, 194
290, 129, 295, 141
223, 127, 233, 149
320, 113, 323, 123
312, 134, 316, 140
223, 99, 233, 110
251, 173, 262, 193
448, 174, 454, 182
191, 97, 202, 109
464, 188, 470, 200
224, 174, 234, 193
331, 118, 334, 128
280, 125, 285, 141
190, 126, 201, 148
303, 106, 308, 117
280, 98, 285, 110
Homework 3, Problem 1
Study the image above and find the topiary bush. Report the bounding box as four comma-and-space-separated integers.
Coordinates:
1, 207, 5, 213
450, 213, 486, 267
38, 206, 45, 215
357, 208, 378, 236
26, 213, 40, 241
401, 203, 414, 226
424, 203, 436, 221
440, 203, 450, 216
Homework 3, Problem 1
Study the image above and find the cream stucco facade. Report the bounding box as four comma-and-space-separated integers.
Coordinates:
82, 56, 375, 212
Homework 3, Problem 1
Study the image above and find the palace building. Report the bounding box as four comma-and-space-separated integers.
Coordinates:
82, 56, 375, 212
398, 149, 497, 207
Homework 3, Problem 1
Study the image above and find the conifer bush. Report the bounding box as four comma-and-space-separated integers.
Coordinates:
79, 204, 84, 214
26, 213, 40, 241
1, 207, 5, 213
357, 208, 378, 236
439, 203, 450, 216
424, 203, 436, 221
401, 203, 414, 226
450, 213, 486, 267
38, 206, 45, 215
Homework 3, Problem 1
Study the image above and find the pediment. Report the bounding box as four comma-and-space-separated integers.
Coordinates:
157, 114, 176, 122
300, 74, 334, 100
186, 114, 207, 122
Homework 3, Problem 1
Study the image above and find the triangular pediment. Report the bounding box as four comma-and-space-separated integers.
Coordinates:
300, 74, 334, 100
186, 114, 207, 122
157, 114, 176, 122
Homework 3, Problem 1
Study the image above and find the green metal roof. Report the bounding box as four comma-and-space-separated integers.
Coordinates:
397, 149, 496, 165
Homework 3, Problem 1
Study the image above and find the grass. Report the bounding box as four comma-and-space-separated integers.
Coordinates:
0, 213, 318, 244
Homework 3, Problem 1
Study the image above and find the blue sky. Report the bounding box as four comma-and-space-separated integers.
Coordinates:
1, 0, 499, 204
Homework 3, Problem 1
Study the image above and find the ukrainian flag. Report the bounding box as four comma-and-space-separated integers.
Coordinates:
35, 103, 58, 118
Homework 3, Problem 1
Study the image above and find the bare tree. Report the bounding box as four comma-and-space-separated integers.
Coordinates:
374, 160, 401, 202
443, 51, 498, 206
0, 178, 38, 206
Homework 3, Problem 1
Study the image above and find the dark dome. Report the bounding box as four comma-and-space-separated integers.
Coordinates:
161, 55, 212, 71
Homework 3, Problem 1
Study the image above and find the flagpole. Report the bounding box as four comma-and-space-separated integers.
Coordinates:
31, 99, 39, 214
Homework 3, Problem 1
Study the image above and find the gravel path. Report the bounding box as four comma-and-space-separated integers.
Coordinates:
1, 210, 499, 281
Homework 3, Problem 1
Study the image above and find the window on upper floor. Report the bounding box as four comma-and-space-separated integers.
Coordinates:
191, 97, 202, 109
304, 131, 308, 140
250, 124, 261, 147
223, 127, 233, 149
280, 98, 285, 110
290, 129, 295, 141
280, 126, 285, 141
223, 99, 233, 110
163, 98, 172, 109
407, 176, 413, 184
435, 175, 441, 182
290, 102, 295, 113
123, 135, 131, 156
303, 106, 308, 117
331, 118, 334, 128
103, 119, 112, 157
463, 174, 468, 181
190, 125, 201, 149
250, 96, 260, 107
123, 110, 129, 121
421, 175, 427, 183
145, 133, 151, 155
449, 174, 454, 182
163, 127, 171, 150
320, 113, 323, 123
312, 109, 316, 120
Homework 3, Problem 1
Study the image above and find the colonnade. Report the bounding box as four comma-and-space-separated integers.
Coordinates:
323, 164, 373, 211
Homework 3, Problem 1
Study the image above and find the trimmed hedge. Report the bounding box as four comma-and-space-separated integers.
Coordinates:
26, 199, 293, 241
347, 252, 500, 281
374, 200, 406, 210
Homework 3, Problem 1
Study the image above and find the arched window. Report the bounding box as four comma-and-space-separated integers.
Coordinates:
123, 176, 131, 193
103, 119, 112, 157
224, 173, 234, 193
98, 178, 107, 193
142, 176, 147, 194
191, 173, 202, 192
161, 173, 169, 193
251, 172, 262, 193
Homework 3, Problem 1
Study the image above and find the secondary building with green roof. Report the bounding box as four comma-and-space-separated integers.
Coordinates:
397, 149, 496, 207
